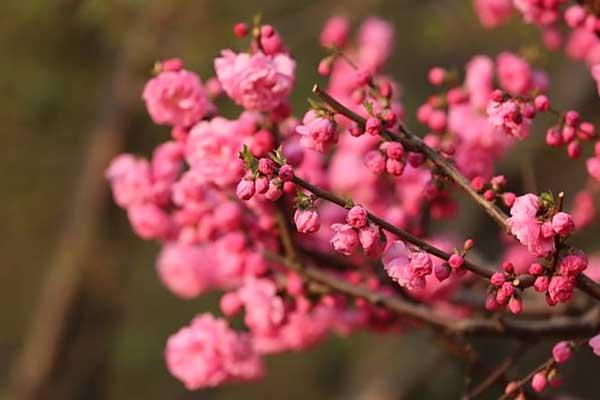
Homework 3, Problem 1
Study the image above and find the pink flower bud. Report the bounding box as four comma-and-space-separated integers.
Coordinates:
294, 208, 320, 233
448, 254, 464, 269
534, 275, 550, 292
347, 206, 368, 228
483, 189, 496, 201
383, 142, 404, 160
417, 103, 432, 123
264, 180, 283, 201
531, 372, 547, 393
552, 212, 575, 236
485, 293, 499, 311
364, 150, 385, 174
491, 89, 506, 102
502, 261, 514, 273
546, 126, 563, 147
428, 110, 447, 132
471, 176, 486, 191
407, 152, 425, 167
317, 58, 331, 76
255, 176, 270, 194
434, 262, 452, 282
528, 262, 544, 276
428, 67, 446, 86
161, 58, 184, 72
508, 295, 522, 314
365, 117, 382, 136
349, 123, 364, 137
236, 178, 256, 200
567, 140, 582, 159
491, 272, 506, 287
565, 110, 580, 126
278, 165, 294, 181
464, 239, 474, 251
319, 16, 350, 48
330, 223, 359, 255
385, 158, 405, 176
565, 5, 586, 28
552, 341, 572, 363
496, 282, 515, 304
503, 192, 516, 207
258, 158, 275, 175
380, 109, 397, 127
233, 22, 249, 38
354, 69, 372, 86
562, 125, 576, 142
534, 94, 550, 111
379, 80, 393, 98
540, 221, 555, 239
220, 292, 242, 316
578, 121, 596, 140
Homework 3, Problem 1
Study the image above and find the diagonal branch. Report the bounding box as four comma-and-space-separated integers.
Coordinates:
310, 84, 600, 302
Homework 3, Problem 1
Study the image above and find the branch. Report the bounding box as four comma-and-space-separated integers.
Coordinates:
463, 341, 532, 400
266, 251, 600, 338
310, 84, 600, 302
313, 84, 509, 228
498, 338, 588, 400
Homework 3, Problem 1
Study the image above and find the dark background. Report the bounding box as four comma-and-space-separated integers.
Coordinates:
1, 0, 599, 399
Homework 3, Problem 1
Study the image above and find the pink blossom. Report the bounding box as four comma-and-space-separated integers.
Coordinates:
473, 0, 513, 28
531, 372, 547, 392
357, 18, 394, 72
551, 212, 575, 236
496, 52, 532, 95
547, 275, 575, 305
214, 50, 295, 112
320, 16, 350, 48
105, 154, 153, 208
347, 205, 368, 228
296, 111, 337, 152
486, 99, 532, 139
383, 241, 432, 290
142, 68, 210, 127
237, 278, 286, 335
185, 117, 247, 188
589, 333, 600, 356
294, 208, 320, 233
157, 244, 219, 299
364, 150, 385, 174
358, 224, 383, 256
220, 292, 242, 316
465, 55, 494, 109
330, 223, 359, 255
127, 203, 173, 240
236, 178, 256, 200
165, 314, 263, 389
552, 341, 572, 363
507, 194, 555, 257
586, 156, 600, 181
559, 251, 588, 278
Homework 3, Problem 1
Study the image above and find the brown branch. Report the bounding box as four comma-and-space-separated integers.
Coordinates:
266, 251, 600, 338
313, 84, 509, 229
498, 338, 588, 400
463, 341, 531, 400
310, 84, 600, 302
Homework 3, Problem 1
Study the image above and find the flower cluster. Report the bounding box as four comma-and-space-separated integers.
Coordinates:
104, 9, 600, 395
330, 206, 384, 256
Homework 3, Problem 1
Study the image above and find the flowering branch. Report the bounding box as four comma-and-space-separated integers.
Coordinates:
312, 84, 509, 228
311, 85, 600, 303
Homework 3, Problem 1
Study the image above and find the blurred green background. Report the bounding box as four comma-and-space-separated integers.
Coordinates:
1, 0, 599, 399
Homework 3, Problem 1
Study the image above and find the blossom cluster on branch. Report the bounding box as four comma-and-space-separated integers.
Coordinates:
106, 5, 600, 397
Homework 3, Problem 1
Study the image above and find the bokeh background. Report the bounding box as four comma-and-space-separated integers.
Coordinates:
2, 0, 600, 399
